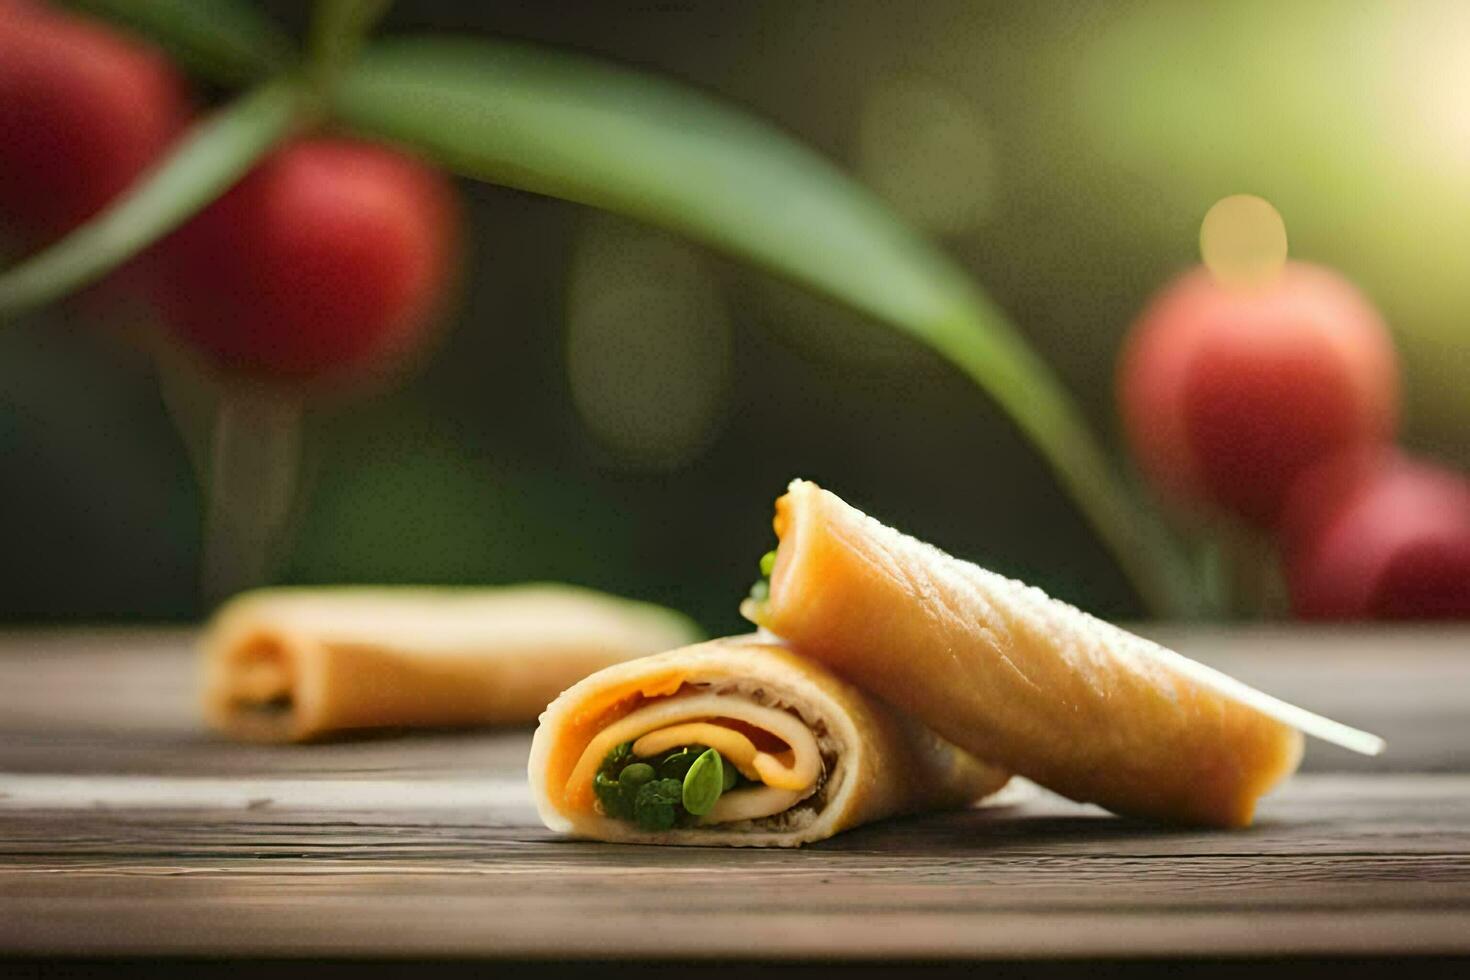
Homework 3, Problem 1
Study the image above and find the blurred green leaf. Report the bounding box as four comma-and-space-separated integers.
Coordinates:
332, 36, 1192, 614
62, 0, 294, 87
0, 79, 307, 321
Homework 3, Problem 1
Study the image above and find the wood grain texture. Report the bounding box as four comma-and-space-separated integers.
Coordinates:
1, 626, 1468, 962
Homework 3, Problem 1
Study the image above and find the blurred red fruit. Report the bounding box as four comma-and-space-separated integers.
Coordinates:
0, 1, 188, 246
1279, 450, 1470, 620
155, 138, 461, 383
1118, 262, 1398, 527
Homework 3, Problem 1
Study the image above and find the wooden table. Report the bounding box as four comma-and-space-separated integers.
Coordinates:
2, 627, 1468, 976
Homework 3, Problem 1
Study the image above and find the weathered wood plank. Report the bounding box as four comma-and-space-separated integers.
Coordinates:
1, 774, 1467, 859
0, 729, 538, 779
2, 627, 1469, 962
3, 627, 1466, 772
1146, 625, 1470, 771
0, 630, 195, 735
2, 876, 1467, 958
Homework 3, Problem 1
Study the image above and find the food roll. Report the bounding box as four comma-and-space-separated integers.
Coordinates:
203, 585, 701, 742
529, 636, 1010, 846
743, 480, 1384, 828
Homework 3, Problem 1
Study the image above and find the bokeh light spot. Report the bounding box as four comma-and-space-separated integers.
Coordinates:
1200, 194, 1288, 288
565, 216, 732, 470
857, 73, 995, 236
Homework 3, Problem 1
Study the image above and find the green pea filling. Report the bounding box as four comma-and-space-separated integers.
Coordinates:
594, 740, 753, 830
747, 548, 777, 605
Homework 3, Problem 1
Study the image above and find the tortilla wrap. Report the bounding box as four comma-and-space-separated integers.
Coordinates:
530, 636, 1010, 846
745, 480, 1383, 827
203, 585, 700, 742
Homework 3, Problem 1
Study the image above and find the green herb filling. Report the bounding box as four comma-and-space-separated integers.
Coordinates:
594, 740, 756, 830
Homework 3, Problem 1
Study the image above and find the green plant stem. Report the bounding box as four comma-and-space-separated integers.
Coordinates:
929, 304, 1196, 617
0, 79, 307, 322
154, 346, 219, 489
1213, 522, 1289, 621
309, 0, 394, 85
201, 384, 304, 605
333, 37, 1195, 615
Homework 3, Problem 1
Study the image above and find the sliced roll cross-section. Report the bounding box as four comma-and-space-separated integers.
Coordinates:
529, 637, 1010, 846
202, 585, 702, 742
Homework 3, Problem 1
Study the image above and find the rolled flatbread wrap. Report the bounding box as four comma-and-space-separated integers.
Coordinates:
203, 585, 701, 742
529, 637, 1010, 846
744, 480, 1384, 828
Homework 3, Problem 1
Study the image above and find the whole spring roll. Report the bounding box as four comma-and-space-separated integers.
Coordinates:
743, 480, 1385, 828
203, 585, 701, 742
529, 636, 1010, 846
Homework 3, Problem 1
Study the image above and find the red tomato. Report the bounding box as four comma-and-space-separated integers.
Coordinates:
155, 138, 462, 384
1280, 449, 1470, 620
0, 1, 188, 245
1117, 262, 1398, 527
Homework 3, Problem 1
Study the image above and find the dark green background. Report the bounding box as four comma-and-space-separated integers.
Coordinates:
4, 1, 1466, 631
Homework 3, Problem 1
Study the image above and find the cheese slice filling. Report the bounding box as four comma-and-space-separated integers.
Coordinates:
566, 691, 824, 826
